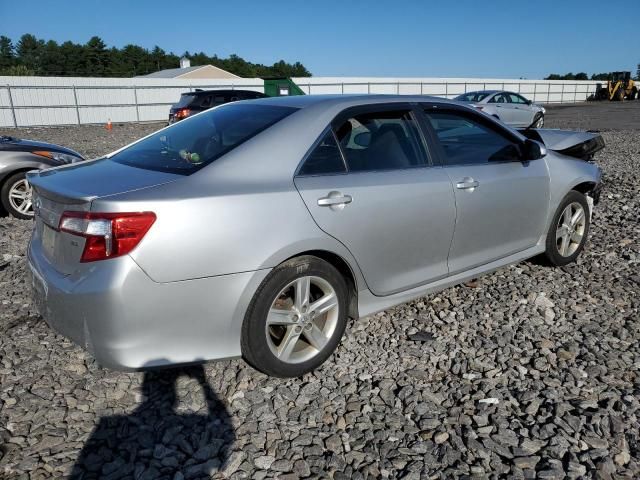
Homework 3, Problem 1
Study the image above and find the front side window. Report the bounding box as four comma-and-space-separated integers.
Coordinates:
489, 93, 509, 103
334, 110, 427, 172
424, 110, 522, 165
110, 104, 297, 175
298, 130, 346, 176
508, 93, 528, 104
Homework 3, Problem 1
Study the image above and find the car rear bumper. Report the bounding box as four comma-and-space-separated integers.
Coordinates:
27, 238, 270, 370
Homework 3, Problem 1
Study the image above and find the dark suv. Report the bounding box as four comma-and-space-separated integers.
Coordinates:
168, 89, 267, 123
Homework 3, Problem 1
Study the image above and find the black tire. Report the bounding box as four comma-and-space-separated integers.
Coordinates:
1, 171, 33, 220
615, 88, 625, 101
241, 255, 348, 377
531, 112, 544, 128
544, 190, 590, 266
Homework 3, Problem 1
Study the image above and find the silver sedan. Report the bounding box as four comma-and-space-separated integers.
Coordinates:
27, 95, 602, 377
455, 90, 545, 128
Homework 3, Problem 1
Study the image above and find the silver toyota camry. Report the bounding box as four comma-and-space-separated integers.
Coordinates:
455, 90, 546, 128
27, 95, 602, 377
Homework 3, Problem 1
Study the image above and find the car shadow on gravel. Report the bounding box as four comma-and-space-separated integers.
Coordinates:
69, 364, 235, 479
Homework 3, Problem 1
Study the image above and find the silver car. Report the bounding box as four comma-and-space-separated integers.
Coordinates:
27, 95, 602, 377
455, 90, 545, 128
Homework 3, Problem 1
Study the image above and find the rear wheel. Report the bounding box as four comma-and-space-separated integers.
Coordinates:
544, 191, 590, 266
1, 172, 34, 219
615, 87, 625, 101
241, 256, 348, 377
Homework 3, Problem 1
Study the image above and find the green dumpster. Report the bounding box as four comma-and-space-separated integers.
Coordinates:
263, 77, 306, 97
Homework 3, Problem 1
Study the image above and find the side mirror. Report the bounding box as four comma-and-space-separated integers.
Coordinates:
523, 139, 546, 160
525, 100, 532, 105
353, 132, 371, 147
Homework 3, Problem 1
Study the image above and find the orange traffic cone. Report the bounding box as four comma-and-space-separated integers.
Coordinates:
106, 119, 112, 131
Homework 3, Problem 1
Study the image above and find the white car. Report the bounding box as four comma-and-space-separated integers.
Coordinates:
455, 90, 545, 128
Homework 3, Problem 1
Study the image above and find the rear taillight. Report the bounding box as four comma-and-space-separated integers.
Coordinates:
59, 212, 156, 262
175, 108, 191, 119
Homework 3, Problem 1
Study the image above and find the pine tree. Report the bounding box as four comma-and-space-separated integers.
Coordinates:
7, 34, 311, 77
0, 36, 14, 70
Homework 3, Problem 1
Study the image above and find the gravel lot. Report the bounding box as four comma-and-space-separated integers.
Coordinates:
1, 104, 639, 479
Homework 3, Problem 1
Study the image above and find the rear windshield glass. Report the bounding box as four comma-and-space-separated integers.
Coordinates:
175, 94, 196, 108
455, 92, 491, 102
110, 104, 297, 175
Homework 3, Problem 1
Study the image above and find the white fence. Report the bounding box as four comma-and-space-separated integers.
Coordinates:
0, 75, 616, 128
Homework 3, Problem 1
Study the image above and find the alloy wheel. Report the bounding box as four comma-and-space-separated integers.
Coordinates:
555, 202, 586, 257
265, 275, 339, 364
8, 179, 33, 217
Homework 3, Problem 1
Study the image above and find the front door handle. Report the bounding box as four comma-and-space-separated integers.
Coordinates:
318, 191, 353, 210
456, 178, 479, 190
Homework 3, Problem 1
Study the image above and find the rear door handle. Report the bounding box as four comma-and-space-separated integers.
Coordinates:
456, 178, 479, 190
318, 194, 352, 206
318, 191, 353, 209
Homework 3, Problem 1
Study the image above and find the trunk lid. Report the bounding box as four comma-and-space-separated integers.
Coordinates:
27, 159, 183, 275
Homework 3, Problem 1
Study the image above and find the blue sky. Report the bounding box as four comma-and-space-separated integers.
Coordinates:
1, 0, 637, 78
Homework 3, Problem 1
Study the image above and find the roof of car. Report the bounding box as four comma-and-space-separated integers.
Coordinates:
183, 89, 264, 96
462, 90, 500, 95
248, 94, 461, 109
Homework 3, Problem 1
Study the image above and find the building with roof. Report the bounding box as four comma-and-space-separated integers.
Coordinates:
137, 57, 240, 80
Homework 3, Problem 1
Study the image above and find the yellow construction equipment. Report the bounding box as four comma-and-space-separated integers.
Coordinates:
594, 72, 638, 100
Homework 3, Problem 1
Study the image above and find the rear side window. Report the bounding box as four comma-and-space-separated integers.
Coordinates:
335, 110, 426, 172
424, 111, 522, 165
455, 92, 490, 102
298, 130, 346, 176
111, 104, 297, 175
175, 94, 196, 108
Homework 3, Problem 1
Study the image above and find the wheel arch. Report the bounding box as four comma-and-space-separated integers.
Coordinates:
282, 249, 360, 320
571, 180, 598, 195
0, 166, 40, 187
0, 167, 42, 216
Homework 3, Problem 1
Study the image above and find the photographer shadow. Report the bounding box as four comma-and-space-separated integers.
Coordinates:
70, 363, 235, 479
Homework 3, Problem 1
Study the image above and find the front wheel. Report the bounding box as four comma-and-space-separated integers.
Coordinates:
241, 256, 348, 377
532, 113, 544, 128
544, 190, 590, 266
1, 172, 34, 219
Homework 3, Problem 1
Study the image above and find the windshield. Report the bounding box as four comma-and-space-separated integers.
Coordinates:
110, 104, 297, 175
455, 92, 491, 103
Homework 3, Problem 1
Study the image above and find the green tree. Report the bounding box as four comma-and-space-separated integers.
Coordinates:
0, 36, 14, 70
85, 36, 109, 76
40, 40, 66, 76
16, 34, 44, 73
7, 34, 311, 78
1, 64, 35, 75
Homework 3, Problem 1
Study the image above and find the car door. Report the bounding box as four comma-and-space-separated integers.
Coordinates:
488, 92, 515, 124
508, 93, 535, 127
421, 105, 550, 274
294, 105, 456, 296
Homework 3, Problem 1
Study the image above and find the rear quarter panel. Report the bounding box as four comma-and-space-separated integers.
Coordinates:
91, 176, 365, 288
